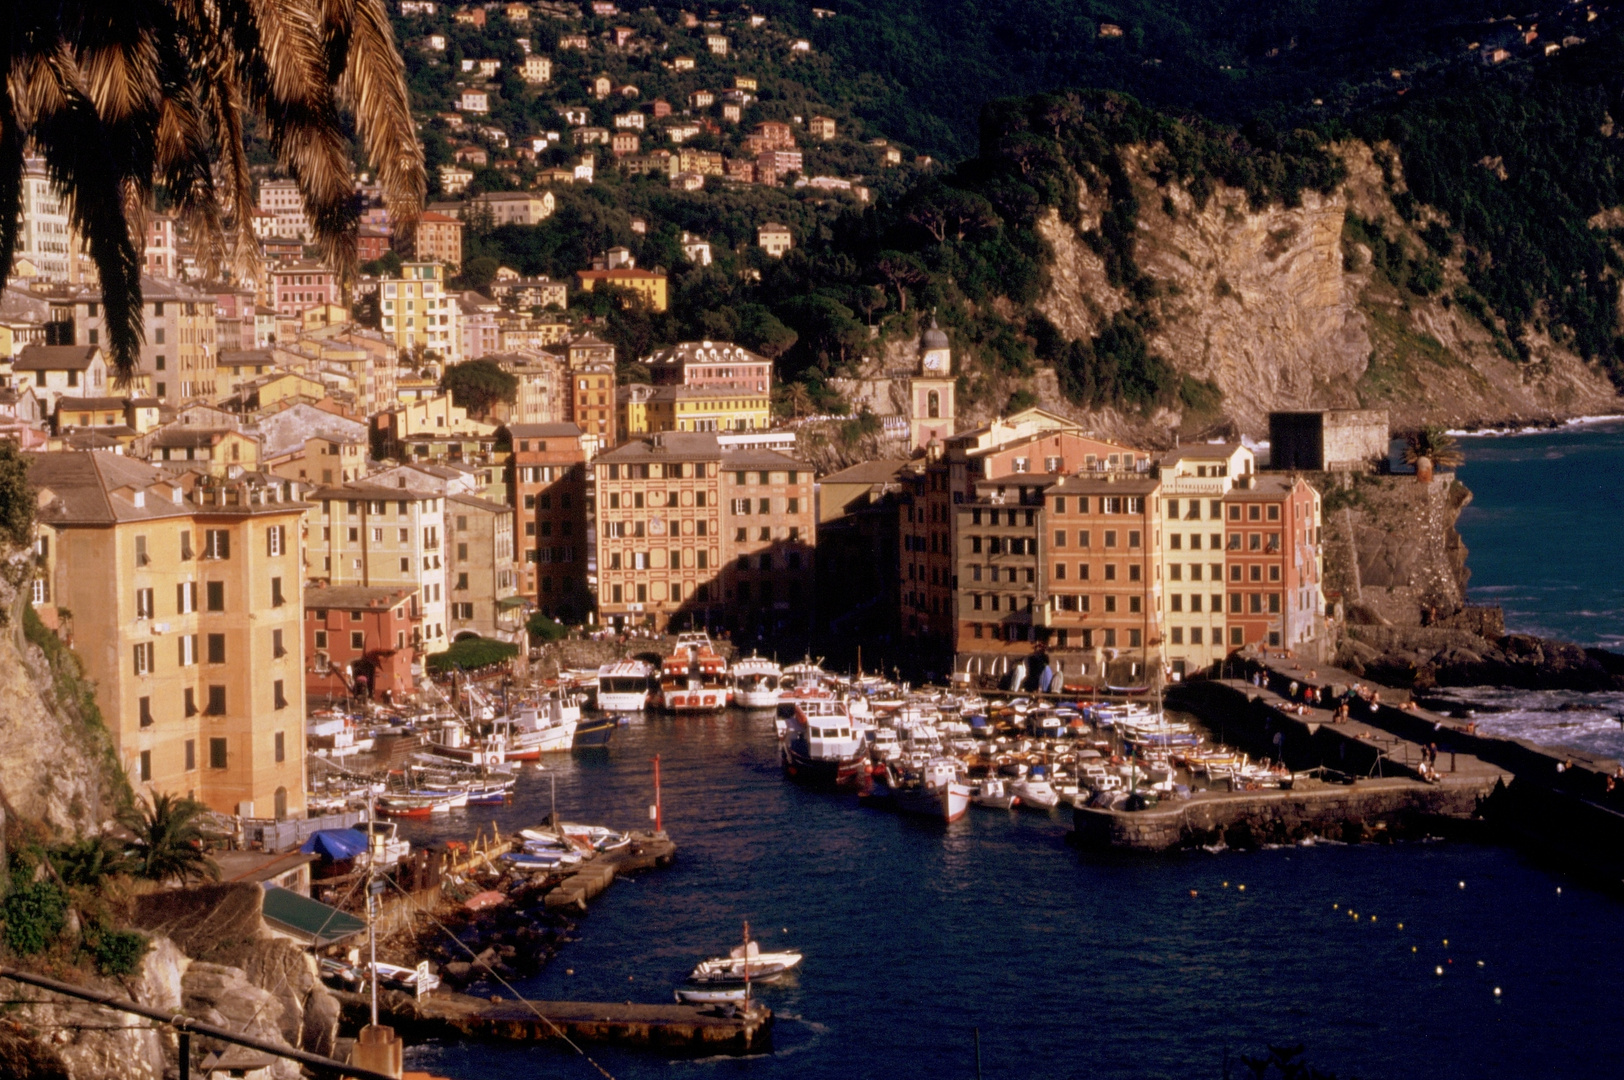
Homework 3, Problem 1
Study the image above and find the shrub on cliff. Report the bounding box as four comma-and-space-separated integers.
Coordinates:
1, 880, 68, 956
0, 440, 33, 550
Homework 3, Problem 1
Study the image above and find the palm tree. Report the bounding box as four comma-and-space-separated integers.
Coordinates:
50, 834, 133, 888
119, 792, 221, 885
0, 0, 424, 384
1404, 425, 1465, 470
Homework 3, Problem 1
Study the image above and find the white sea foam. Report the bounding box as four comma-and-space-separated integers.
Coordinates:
1425, 686, 1624, 759
1449, 414, 1624, 438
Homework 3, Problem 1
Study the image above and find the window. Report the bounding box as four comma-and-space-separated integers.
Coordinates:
400, 557, 410, 572
1129, 596, 1141, 613
1231, 593, 1242, 613
135, 534, 149, 566
185, 740, 195, 771
351, 631, 365, 650
204, 529, 230, 559
139, 696, 153, 728
206, 686, 226, 716
209, 737, 227, 769
1250, 593, 1263, 613
206, 581, 224, 611
1269, 592, 1281, 614
207, 633, 225, 663
273, 628, 286, 658
274, 681, 289, 710
271, 577, 285, 607
135, 587, 154, 619
184, 688, 197, 717
139, 750, 151, 782
180, 531, 193, 560
133, 641, 155, 675
1104, 565, 1117, 582
1250, 564, 1262, 582
314, 630, 328, 650
1079, 530, 1090, 548
267, 525, 286, 556
1105, 596, 1117, 613
1054, 563, 1066, 580
1128, 530, 1141, 549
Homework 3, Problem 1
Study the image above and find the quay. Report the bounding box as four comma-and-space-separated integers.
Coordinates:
1073, 650, 1624, 887
336, 990, 771, 1054
544, 829, 676, 911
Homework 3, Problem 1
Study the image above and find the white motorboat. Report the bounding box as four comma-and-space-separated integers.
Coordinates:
1012, 773, 1061, 811
970, 776, 1020, 810
675, 986, 750, 1004
730, 654, 784, 709
780, 656, 827, 692
778, 689, 868, 789
596, 660, 653, 711
499, 697, 579, 760
660, 632, 730, 712
689, 940, 803, 984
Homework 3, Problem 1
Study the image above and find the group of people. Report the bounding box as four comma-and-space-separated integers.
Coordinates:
1417, 741, 1444, 782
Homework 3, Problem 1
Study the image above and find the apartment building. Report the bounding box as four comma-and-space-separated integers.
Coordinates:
306, 482, 450, 654
379, 262, 459, 361
62, 276, 219, 401
574, 268, 668, 311
270, 262, 340, 320
619, 384, 771, 435
32, 455, 306, 819
447, 494, 523, 642
568, 360, 616, 448
593, 433, 814, 637
469, 190, 555, 226
257, 178, 311, 241
953, 472, 1162, 678
644, 340, 772, 393
411, 211, 464, 270
303, 585, 420, 701
504, 422, 590, 615
16, 158, 78, 282
1223, 474, 1324, 655
1158, 444, 1255, 675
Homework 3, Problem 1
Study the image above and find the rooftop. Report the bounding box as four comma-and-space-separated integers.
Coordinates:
14, 345, 101, 372
819, 459, 909, 486
305, 584, 419, 611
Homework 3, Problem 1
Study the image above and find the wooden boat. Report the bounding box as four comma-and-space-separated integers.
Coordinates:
374, 793, 457, 818
969, 777, 1020, 810
659, 632, 730, 712
674, 986, 750, 1004
571, 715, 618, 748
879, 759, 971, 824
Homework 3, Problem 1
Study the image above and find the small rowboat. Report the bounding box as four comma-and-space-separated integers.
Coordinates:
674, 986, 750, 1004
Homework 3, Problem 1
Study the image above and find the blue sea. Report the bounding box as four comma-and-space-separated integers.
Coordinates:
396, 712, 1624, 1080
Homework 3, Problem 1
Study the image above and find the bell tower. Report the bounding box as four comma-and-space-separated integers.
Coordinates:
908, 314, 956, 451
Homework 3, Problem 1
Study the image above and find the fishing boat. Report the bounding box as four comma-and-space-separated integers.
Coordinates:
596, 660, 653, 711
969, 776, 1020, 810
501, 849, 581, 870
660, 632, 731, 712
1012, 764, 1061, 810
780, 656, 827, 692
730, 654, 784, 709
571, 715, 618, 748
499, 695, 580, 759
374, 793, 458, 818
881, 759, 971, 824
777, 689, 868, 789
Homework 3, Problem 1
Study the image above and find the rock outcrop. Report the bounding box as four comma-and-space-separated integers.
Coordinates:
1024, 142, 1620, 437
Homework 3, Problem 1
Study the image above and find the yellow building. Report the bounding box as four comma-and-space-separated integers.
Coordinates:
619, 383, 771, 435
574, 268, 669, 312
379, 262, 459, 361
32, 454, 307, 819
140, 427, 262, 477
265, 434, 368, 487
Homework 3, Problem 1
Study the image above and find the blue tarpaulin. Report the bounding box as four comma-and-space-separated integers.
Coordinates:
299, 828, 369, 860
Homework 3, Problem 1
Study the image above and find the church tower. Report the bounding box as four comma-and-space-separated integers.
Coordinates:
908, 315, 956, 451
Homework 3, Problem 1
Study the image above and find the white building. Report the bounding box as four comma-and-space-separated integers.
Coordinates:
14, 158, 77, 282
257, 179, 310, 242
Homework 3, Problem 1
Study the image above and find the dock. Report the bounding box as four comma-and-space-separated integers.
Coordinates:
542, 830, 676, 911
335, 989, 771, 1054
1075, 652, 1624, 885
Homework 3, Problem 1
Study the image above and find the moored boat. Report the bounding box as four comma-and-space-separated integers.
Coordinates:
777, 689, 868, 789
596, 660, 654, 711
571, 715, 618, 748
880, 759, 971, 824
730, 654, 784, 709
660, 632, 730, 712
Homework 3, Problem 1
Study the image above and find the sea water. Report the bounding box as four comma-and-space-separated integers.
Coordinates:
396, 714, 1624, 1080
1448, 420, 1624, 757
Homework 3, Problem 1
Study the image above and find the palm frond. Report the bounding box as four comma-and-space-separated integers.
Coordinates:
336, 0, 424, 248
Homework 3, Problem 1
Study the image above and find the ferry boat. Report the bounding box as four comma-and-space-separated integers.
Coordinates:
780, 656, 827, 692
596, 660, 653, 711
731, 654, 784, 709
660, 632, 730, 712
777, 688, 868, 788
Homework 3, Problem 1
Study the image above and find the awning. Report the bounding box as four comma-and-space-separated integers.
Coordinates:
260, 884, 367, 946
299, 828, 369, 861
496, 596, 529, 610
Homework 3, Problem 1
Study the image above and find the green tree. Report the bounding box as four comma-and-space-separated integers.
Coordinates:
0, 439, 35, 548
526, 612, 567, 643
441, 358, 519, 417
0, 0, 425, 383
459, 255, 500, 290
119, 793, 220, 885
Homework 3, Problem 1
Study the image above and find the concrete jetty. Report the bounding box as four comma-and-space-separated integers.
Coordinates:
542, 830, 676, 911
336, 989, 771, 1054
1080, 651, 1624, 885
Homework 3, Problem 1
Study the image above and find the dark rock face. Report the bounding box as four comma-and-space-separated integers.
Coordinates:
1353, 635, 1624, 692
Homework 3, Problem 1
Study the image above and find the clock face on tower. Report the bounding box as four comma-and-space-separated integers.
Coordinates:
922, 350, 947, 373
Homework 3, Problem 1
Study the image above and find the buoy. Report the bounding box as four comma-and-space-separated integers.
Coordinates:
1556, 887, 1562, 895
1459, 881, 1465, 889
1435, 966, 1444, 976
1443, 939, 1449, 947
1238, 884, 1246, 892
1476, 961, 1485, 968
1494, 987, 1502, 997
1332, 902, 1339, 909
1371, 916, 1378, 923
1223, 881, 1229, 888
566, 968, 575, 975
1447, 959, 1453, 965
1190, 889, 1199, 897
1397, 922, 1404, 930
1412, 946, 1418, 953
629, 975, 635, 981
1353, 914, 1360, 921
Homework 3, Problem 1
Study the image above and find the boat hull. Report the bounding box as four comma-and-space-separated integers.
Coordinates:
572, 717, 618, 748
735, 689, 782, 709
596, 691, 648, 712
662, 689, 729, 712
893, 782, 971, 824
779, 741, 867, 789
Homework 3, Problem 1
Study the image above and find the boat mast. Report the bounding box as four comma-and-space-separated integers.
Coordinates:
366, 797, 378, 1028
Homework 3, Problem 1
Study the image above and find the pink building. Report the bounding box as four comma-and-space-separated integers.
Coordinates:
644, 341, 772, 393
270, 261, 338, 319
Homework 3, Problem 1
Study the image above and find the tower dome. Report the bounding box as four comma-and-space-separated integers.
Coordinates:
920, 314, 949, 353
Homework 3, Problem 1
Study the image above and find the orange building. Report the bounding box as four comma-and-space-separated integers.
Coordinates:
1222, 475, 1323, 653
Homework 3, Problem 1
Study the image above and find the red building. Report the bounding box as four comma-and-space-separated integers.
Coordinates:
304, 585, 419, 701
1222, 475, 1323, 653
504, 423, 591, 617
